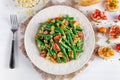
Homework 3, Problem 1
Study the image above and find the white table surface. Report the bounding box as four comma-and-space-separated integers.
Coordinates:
0, 0, 120, 80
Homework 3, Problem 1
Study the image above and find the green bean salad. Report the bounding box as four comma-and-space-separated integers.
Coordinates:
35, 14, 84, 63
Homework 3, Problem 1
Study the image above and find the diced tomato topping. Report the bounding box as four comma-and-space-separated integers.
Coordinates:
40, 51, 46, 58
109, 32, 116, 36
93, 14, 97, 18
95, 9, 100, 14
53, 43, 61, 52
44, 30, 49, 34
100, 12, 104, 18
60, 25, 66, 28
77, 32, 84, 38
118, 28, 120, 33
91, 9, 107, 21
53, 34, 61, 41
54, 17, 60, 21
64, 20, 69, 25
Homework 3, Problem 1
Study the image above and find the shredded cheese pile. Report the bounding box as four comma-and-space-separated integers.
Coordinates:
17, 0, 40, 8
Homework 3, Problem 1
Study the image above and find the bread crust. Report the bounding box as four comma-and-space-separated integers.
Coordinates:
78, 0, 102, 6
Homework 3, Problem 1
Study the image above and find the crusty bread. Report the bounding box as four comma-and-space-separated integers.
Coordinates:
78, 0, 102, 6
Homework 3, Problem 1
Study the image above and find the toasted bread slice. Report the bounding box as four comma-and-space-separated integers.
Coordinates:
78, 0, 102, 6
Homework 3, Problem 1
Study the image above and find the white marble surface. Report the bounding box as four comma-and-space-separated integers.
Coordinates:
0, 0, 120, 80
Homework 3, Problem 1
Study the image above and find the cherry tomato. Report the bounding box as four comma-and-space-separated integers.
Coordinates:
115, 43, 120, 52
118, 15, 120, 21
53, 43, 61, 52
54, 17, 60, 21
40, 51, 46, 58
77, 32, 84, 38
53, 34, 61, 41
98, 27, 107, 33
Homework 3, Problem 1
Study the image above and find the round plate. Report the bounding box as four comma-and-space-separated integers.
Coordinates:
24, 5, 95, 75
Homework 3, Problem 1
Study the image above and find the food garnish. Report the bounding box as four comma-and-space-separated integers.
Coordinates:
35, 15, 84, 63
106, 38, 111, 44
108, 25, 120, 39
98, 47, 114, 59
105, 0, 119, 12
91, 9, 108, 22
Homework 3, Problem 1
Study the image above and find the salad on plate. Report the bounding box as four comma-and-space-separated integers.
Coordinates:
35, 15, 84, 63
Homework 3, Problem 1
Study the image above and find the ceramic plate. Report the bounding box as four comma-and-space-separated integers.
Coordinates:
24, 5, 95, 75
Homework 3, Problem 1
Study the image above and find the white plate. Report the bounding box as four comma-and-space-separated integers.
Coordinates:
24, 5, 95, 75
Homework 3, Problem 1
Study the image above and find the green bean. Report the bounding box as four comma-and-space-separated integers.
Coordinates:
55, 27, 65, 36
57, 56, 62, 63
38, 23, 44, 30
38, 34, 53, 37
47, 48, 53, 55
44, 23, 54, 30
44, 36, 52, 40
63, 56, 67, 63
58, 43, 68, 57
76, 49, 84, 53
63, 28, 75, 39
69, 17, 74, 21
51, 49, 57, 54
77, 39, 83, 48
59, 40, 71, 50
35, 38, 45, 46
49, 39, 53, 46
62, 37, 69, 44
38, 33, 60, 37
69, 22, 77, 34
56, 20, 62, 24
76, 28, 83, 32
68, 33, 76, 59
67, 51, 73, 60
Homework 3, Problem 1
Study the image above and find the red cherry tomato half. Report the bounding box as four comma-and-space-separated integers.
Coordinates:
118, 15, 120, 21
115, 43, 120, 51
53, 43, 61, 52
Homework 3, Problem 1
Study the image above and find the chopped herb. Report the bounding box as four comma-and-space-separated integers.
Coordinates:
114, 20, 118, 23
106, 38, 110, 44
104, 9, 107, 11
119, 58, 120, 61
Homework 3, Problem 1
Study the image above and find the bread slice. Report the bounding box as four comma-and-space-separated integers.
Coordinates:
78, 0, 102, 6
